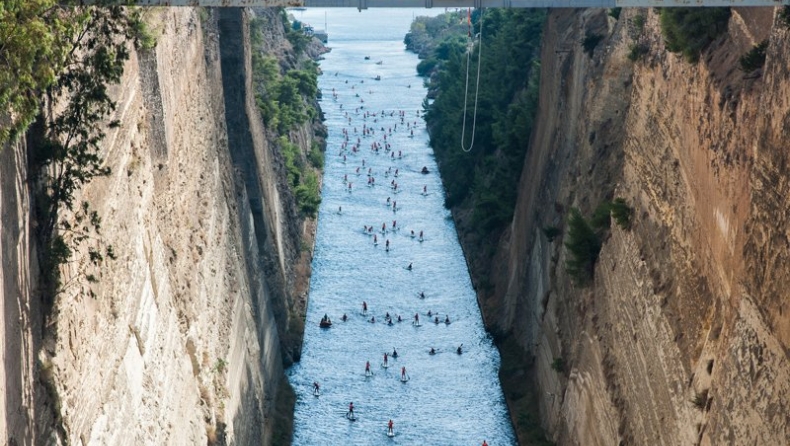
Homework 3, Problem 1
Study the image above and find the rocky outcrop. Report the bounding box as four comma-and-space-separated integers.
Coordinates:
469, 7, 790, 445
1, 7, 320, 445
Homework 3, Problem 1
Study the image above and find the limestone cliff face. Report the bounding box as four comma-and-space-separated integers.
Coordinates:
1, 7, 319, 446
481, 7, 790, 445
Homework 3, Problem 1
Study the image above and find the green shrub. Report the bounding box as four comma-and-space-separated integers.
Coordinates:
628, 43, 649, 62
590, 201, 612, 230
129, 14, 157, 50
551, 357, 565, 373
214, 358, 227, 373
779, 6, 790, 28
279, 137, 302, 187
278, 137, 322, 218
198, 7, 211, 23
610, 198, 633, 230
542, 226, 561, 242
608, 8, 622, 20
251, 18, 319, 134
564, 208, 602, 286
416, 58, 438, 76
739, 40, 768, 73
691, 389, 709, 410
583, 33, 604, 57
295, 171, 321, 217
280, 9, 311, 55
308, 143, 324, 169
659, 8, 730, 63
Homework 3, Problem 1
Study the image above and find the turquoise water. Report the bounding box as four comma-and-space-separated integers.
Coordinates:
287, 9, 516, 445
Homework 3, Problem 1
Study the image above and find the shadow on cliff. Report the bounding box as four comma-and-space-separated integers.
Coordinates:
2, 139, 59, 446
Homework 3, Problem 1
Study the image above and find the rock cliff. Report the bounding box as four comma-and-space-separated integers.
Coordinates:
475, 7, 790, 445
1, 7, 321, 445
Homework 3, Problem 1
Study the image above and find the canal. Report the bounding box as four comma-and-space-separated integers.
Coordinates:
287, 8, 517, 445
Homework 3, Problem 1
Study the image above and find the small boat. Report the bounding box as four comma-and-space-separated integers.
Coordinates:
364, 56, 371, 60
374, 75, 381, 81
376, 60, 383, 65
319, 319, 332, 328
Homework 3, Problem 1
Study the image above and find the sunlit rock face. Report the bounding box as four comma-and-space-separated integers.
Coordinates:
1, 7, 321, 445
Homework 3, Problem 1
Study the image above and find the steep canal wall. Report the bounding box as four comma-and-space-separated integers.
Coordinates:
444, 7, 790, 445
1, 7, 322, 445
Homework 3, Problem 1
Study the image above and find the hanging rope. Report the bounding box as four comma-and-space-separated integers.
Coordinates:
460, 7, 484, 153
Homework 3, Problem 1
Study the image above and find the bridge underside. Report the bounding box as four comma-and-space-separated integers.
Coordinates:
130, 0, 788, 8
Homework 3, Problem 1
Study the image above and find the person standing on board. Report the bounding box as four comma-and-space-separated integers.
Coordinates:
388, 419, 394, 436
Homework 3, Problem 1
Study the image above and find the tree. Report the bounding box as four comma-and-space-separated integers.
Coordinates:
659, 8, 730, 63
423, 9, 546, 246
28, 3, 141, 302
610, 198, 633, 230
0, 0, 80, 143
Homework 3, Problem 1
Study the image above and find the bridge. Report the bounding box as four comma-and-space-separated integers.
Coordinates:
128, 0, 788, 8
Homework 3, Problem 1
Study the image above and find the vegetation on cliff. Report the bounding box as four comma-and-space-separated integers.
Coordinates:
0, 2, 155, 305
250, 14, 324, 219
659, 7, 730, 63
405, 11, 468, 77
739, 40, 768, 72
0, 1, 153, 144
417, 9, 545, 262
563, 199, 632, 286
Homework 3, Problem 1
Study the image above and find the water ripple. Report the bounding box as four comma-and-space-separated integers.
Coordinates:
288, 9, 516, 446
